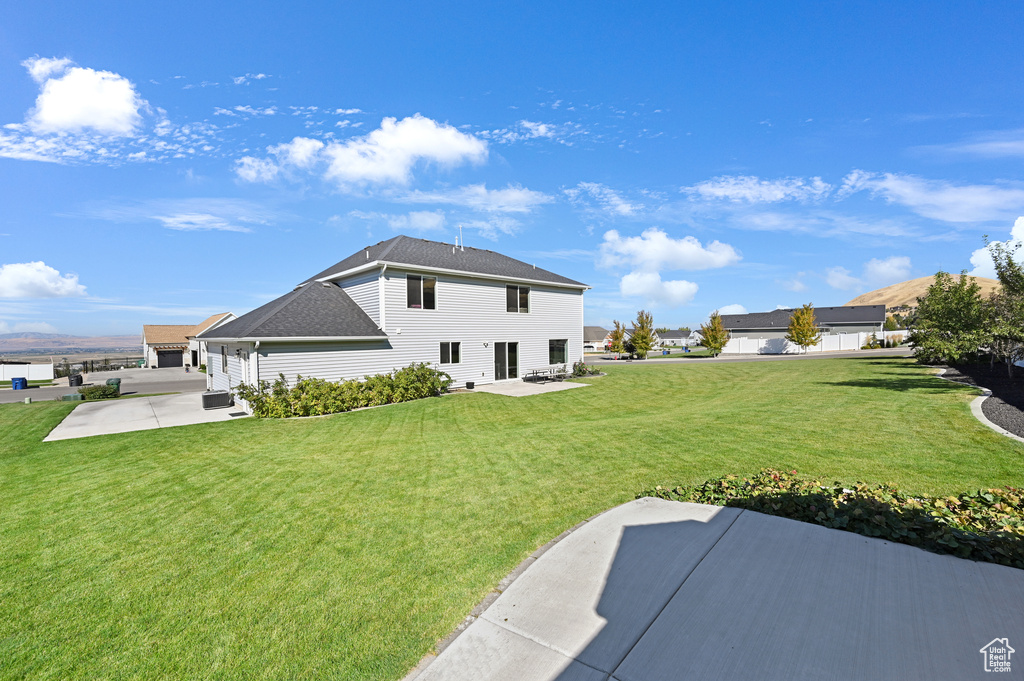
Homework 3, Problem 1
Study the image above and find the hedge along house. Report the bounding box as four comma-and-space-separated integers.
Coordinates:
720, 305, 886, 340
197, 236, 589, 408
142, 313, 235, 368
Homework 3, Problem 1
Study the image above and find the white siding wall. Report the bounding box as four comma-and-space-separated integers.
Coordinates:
337, 270, 381, 326
209, 342, 250, 390
258, 268, 584, 388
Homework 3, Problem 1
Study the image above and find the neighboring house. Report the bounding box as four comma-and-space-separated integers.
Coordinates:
720, 306, 885, 340
658, 330, 693, 347
143, 313, 235, 368
583, 326, 609, 352
198, 236, 589, 407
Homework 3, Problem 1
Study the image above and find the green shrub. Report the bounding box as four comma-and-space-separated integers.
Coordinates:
233, 363, 452, 418
198, 363, 206, 373
639, 469, 1024, 569
78, 384, 120, 400
571, 361, 601, 377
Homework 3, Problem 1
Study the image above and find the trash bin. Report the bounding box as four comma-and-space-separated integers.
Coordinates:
11, 377, 27, 390
465, 381, 475, 390
69, 374, 83, 387
106, 378, 121, 387
663, 350, 669, 355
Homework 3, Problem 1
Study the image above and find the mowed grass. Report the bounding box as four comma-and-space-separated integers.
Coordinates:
1, 356, 1021, 680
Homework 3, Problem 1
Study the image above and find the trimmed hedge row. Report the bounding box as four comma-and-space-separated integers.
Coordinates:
78, 384, 120, 400
233, 363, 452, 418
639, 469, 1024, 569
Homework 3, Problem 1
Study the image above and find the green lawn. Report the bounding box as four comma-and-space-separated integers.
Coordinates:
1, 356, 1021, 680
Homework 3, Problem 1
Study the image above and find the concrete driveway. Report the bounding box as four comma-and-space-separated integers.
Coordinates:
411, 497, 1024, 681
44, 393, 248, 441
0, 367, 208, 404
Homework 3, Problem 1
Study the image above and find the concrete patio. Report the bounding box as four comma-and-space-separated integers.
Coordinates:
44, 393, 248, 441
470, 380, 590, 397
410, 497, 1024, 681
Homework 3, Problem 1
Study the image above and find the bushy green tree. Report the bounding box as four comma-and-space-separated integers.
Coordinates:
908, 271, 989, 364
699, 312, 729, 357
785, 303, 822, 353
983, 238, 1024, 376
630, 310, 656, 359
883, 316, 899, 331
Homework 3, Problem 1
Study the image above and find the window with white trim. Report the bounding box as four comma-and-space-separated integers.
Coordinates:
407, 274, 437, 309
549, 339, 567, 364
506, 284, 530, 313
440, 341, 461, 364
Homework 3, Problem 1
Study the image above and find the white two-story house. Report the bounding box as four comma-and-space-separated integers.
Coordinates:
198, 235, 589, 408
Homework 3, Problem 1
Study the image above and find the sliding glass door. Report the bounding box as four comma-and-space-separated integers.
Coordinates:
493, 342, 519, 380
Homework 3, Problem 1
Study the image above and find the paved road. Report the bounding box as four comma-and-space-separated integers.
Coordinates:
587, 346, 913, 365
0, 367, 208, 404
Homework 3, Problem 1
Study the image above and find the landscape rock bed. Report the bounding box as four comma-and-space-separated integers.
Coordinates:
942, 364, 1024, 439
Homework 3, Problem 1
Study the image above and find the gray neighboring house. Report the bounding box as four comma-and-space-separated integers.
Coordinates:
198, 235, 589, 409
721, 305, 886, 339
583, 326, 609, 352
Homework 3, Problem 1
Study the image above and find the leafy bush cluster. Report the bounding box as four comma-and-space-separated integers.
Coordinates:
78, 384, 120, 400
639, 469, 1024, 569
233, 363, 452, 418
571, 361, 601, 377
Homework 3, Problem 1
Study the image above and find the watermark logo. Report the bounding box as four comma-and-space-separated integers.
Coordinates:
980, 638, 1014, 673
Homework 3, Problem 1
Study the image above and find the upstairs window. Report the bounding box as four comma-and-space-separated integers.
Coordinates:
440, 341, 461, 364
506, 284, 530, 313
407, 274, 437, 309
549, 339, 567, 364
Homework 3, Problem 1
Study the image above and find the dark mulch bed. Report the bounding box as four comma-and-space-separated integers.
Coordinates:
942, 362, 1024, 438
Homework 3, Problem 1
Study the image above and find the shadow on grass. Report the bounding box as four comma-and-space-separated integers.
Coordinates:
823, 374, 971, 394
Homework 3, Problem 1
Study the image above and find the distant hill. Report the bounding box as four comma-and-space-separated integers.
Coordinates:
845, 275, 1001, 309
0, 334, 141, 354
0, 332, 73, 340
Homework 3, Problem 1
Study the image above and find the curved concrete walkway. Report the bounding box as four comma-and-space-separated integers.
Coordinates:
409, 498, 1024, 681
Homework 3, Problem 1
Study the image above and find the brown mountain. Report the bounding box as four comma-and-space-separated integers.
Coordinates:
844, 275, 1001, 309
0, 334, 141, 354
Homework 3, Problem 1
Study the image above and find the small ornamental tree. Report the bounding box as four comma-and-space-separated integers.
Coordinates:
699, 312, 729, 357
984, 238, 1024, 375
883, 316, 899, 331
630, 310, 656, 359
785, 303, 822, 353
609, 320, 626, 356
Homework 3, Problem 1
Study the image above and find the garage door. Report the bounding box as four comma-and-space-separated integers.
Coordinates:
157, 350, 183, 367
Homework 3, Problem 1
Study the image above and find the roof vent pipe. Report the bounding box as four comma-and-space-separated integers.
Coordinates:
366, 250, 369, 259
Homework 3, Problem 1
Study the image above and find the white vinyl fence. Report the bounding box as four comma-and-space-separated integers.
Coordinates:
721, 331, 906, 355
0, 363, 55, 381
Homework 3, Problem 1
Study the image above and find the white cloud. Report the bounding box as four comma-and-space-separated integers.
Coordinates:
599, 228, 741, 271
825, 256, 910, 292
24, 59, 146, 136
716, 304, 747, 316
323, 114, 487, 187
683, 175, 832, 203
269, 136, 324, 168
233, 105, 276, 116
235, 155, 280, 182
839, 170, 1024, 223
826, 266, 862, 291
348, 209, 446, 232
334, 108, 363, 115
777, 276, 808, 292
404, 183, 552, 213
519, 120, 555, 138
21, 56, 74, 83
619, 271, 698, 307
969, 216, 1024, 278
0, 262, 86, 298
565, 182, 641, 216
919, 129, 1024, 159
863, 256, 912, 286
461, 217, 521, 240
150, 213, 252, 232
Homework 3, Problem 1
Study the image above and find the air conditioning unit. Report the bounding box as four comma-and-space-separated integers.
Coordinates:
202, 390, 233, 409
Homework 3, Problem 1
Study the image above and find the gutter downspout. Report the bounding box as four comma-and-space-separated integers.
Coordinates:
380, 264, 387, 332
254, 341, 260, 386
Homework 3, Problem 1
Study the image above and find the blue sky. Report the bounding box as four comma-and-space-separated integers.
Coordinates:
2, 1, 1023, 335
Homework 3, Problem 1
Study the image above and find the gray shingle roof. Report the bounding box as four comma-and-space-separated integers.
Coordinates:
307, 235, 588, 288
584, 326, 609, 341
658, 330, 691, 339
199, 282, 387, 340
721, 305, 885, 329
